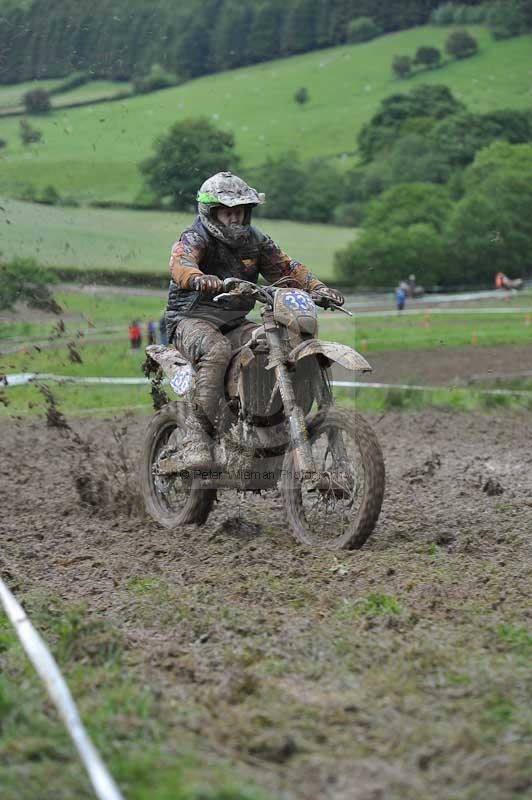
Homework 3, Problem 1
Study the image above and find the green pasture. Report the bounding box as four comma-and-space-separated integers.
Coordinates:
0, 197, 353, 280
0, 26, 531, 203
337, 382, 532, 413
2, 290, 531, 416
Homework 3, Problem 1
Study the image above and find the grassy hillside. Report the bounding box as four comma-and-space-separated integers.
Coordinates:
0, 197, 354, 279
0, 26, 530, 204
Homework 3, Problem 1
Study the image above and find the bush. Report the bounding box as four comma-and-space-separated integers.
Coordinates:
346, 17, 381, 44
19, 119, 42, 145
0, 137, 7, 149
392, 55, 412, 78
39, 185, 61, 205
133, 63, 178, 94
335, 223, 445, 288
23, 88, 51, 113
445, 29, 478, 59
0, 257, 60, 312
413, 46, 441, 69
294, 86, 309, 105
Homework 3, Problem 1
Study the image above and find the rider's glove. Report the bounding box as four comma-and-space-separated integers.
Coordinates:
189, 274, 224, 294
314, 284, 345, 306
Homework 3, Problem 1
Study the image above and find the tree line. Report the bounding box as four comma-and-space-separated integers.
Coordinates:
0, 0, 488, 84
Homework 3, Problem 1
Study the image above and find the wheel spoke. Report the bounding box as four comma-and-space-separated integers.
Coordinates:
282, 409, 385, 549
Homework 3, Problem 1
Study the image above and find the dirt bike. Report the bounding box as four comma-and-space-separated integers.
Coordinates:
139, 278, 385, 550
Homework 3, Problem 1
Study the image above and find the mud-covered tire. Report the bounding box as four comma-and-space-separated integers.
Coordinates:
139, 402, 215, 528
281, 408, 385, 550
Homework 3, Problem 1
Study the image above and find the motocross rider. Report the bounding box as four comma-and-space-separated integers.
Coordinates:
165, 171, 344, 471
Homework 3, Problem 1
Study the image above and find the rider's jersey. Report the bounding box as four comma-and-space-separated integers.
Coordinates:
165, 216, 321, 337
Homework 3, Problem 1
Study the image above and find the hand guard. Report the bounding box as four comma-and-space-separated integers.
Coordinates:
189, 274, 224, 294
314, 284, 345, 306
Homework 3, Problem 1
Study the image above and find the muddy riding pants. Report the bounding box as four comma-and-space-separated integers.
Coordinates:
173, 318, 258, 426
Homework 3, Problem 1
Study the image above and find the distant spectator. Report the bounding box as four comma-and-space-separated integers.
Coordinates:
495, 271, 523, 290
147, 319, 156, 345
159, 314, 168, 345
395, 284, 407, 312
128, 320, 142, 350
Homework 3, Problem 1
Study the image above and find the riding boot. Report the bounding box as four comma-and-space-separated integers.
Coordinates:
172, 406, 213, 472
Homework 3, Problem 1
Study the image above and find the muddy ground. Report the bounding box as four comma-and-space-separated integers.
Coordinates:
1, 402, 531, 799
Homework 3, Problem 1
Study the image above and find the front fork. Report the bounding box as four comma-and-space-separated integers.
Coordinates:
264, 322, 317, 479
275, 360, 317, 478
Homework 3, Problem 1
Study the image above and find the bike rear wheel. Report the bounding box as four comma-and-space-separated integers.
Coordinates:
139, 402, 215, 528
281, 408, 384, 550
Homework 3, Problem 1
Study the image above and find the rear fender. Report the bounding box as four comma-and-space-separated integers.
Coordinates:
145, 344, 195, 396
288, 339, 372, 372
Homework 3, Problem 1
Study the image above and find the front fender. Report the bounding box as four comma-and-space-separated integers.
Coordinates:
288, 339, 372, 372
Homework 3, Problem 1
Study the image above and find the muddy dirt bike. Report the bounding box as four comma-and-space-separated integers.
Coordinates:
140, 278, 385, 550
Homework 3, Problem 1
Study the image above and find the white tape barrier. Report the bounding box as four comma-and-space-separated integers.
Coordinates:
3, 372, 532, 397
331, 380, 532, 397
0, 579, 124, 800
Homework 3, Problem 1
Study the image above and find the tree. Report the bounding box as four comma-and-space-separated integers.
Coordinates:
430, 109, 532, 168
445, 171, 532, 285
19, 119, 42, 145
251, 150, 344, 223
392, 55, 412, 79
464, 141, 532, 193
139, 118, 240, 209
430, 3, 459, 24
365, 183, 452, 233
133, 63, 178, 94
488, 1, 525, 39
358, 84, 465, 162
346, 17, 381, 43
413, 46, 441, 69
294, 86, 309, 105
23, 88, 51, 113
445, 29, 478, 59
335, 223, 445, 288
389, 134, 452, 185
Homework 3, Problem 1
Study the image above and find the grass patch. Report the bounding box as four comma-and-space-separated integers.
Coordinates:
496, 623, 532, 655
0, 599, 271, 800
0, 198, 351, 281
336, 592, 403, 619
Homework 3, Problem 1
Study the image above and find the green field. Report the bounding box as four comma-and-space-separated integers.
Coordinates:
0, 26, 530, 203
0, 197, 354, 279
2, 288, 532, 416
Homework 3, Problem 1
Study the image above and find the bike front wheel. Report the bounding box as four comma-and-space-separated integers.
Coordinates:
281, 408, 385, 550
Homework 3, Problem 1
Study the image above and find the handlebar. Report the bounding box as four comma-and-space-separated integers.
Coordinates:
213, 278, 352, 315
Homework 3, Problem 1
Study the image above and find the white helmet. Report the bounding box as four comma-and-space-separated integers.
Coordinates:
197, 171, 265, 247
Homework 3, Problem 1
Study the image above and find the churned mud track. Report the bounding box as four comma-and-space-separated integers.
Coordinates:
1, 409, 531, 799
